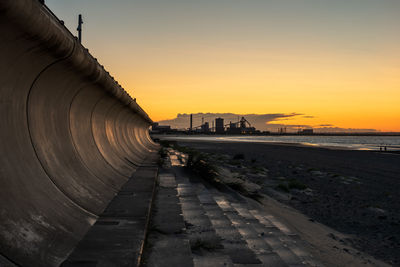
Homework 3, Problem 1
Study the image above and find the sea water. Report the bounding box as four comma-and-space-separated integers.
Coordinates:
159, 135, 400, 151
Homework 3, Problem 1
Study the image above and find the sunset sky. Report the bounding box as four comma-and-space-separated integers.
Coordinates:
47, 0, 400, 132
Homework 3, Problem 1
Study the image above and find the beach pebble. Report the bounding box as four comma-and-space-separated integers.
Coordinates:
303, 188, 314, 196
367, 207, 386, 215
310, 170, 325, 176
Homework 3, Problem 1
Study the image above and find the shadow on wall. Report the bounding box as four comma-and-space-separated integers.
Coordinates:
0, 0, 158, 266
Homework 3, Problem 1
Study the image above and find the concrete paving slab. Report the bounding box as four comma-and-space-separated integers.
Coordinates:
272, 247, 304, 266
158, 174, 176, 188
214, 226, 245, 242
146, 236, 193, 267
63, 217, 147, 266
188, 230, 222, 248
178, 190, 198, 197
180, 196, 202, 204
249, 210, 275, 227
263, 215, 295, 236
222, 242, 262, 264
256, 253, 289, 267
209, 218, 233, 228
185, 217, 214, 229
198, 194, 216, 204
237, 226, 263, 239
102, 192, 153, 218
181, 202, 206, 211
245, 238, 273, 254
193, 255, 234, 267
204, 209, 227, 219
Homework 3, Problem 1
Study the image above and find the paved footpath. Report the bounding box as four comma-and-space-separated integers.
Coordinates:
62, 152, 159, 267
143, 150, 322, 267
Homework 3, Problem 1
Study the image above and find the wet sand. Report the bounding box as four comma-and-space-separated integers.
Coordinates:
168, 139, 400, 266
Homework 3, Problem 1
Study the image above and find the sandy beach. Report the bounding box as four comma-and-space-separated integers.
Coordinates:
160, 137, 400, 266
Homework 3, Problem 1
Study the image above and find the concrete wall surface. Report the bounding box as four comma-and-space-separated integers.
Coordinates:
0, 0, 158, 266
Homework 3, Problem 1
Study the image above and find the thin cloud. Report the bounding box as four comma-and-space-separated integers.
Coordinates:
158, 113, 379, 133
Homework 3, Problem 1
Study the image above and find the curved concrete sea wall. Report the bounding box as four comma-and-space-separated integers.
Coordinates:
0, 0, 158, 266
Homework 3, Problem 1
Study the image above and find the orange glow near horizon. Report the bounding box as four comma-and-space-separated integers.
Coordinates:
116, 46, 400, 131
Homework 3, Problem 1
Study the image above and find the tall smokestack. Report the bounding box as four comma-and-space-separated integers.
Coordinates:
190, 114, 193, 132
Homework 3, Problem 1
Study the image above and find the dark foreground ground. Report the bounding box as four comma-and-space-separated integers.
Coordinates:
171, 140, 400, 266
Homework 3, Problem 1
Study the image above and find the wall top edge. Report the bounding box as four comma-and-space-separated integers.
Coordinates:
0, 0, 153, 124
